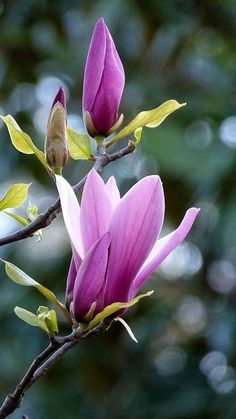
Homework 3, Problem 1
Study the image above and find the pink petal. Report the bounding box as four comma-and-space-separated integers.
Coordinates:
105, 176, 120, 209
130, 207, 200, 297
80, 169, 113, 253
82, 18, 106, 112
105, 175, 165, 305
51, 86, 66, 111
55, 175, 84, 258
73, 232, 111, 320
90, 23, 125, 133
66, 256, 77, 300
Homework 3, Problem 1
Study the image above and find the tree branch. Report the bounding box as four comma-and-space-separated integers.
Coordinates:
0, 142, 135, 248
0, 341, 59, 418
0, 321, 110, 418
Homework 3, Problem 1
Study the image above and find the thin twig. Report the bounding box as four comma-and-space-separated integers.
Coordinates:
0, 341, 60, 418
0, 142, 135, 248
0, 321, 110, 418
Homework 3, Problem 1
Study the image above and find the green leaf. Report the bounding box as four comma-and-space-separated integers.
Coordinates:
14, 306, 49, 333
3, 207, 42, 242
27, 202, 39, 221
88, 290, 154, 329
27, 202, 43, 241
1, 115, 34, 154
67, 127, 92, 160
37, 306, 59, 333
133, 127, 143, 146
45, 310, 58, 333
1, 115, 52, 173
108, 100, 186, 145
0, 183, 30, 211
1, 260, 72, 323
3, 210, 29, 226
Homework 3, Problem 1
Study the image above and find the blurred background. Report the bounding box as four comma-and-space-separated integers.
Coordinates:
0, 0, 236, 418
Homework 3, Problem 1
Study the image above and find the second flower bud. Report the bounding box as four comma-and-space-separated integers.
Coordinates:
45, 87, 69, 174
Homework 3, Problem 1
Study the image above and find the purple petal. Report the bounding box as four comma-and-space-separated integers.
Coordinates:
52, 86, 66, 111
82, 18, 106, 113
73, 232, 111, 320
66, 256, 77, 300
105, 176, 120, 209
105, 175, 165, 305
55, 175, 84, 258
80, 169, 113, 253
130, 207, 200, 298
90, 23, 125, 133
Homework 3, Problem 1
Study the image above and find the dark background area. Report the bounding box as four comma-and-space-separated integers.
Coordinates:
0, 0, 236, 418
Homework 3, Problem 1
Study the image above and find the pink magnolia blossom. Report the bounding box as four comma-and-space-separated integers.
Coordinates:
82, 18, 125, 137
56, 170, 199, 322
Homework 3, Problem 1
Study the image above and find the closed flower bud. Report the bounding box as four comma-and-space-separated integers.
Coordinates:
45, 87, 69, 173
83, 18, 125, 138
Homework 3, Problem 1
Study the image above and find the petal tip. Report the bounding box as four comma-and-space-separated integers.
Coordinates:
188, 207, 201, 217
52, 86, 66, 110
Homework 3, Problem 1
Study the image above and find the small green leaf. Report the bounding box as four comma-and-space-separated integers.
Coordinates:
3, 210, 29, 226
0, 183, 31, 211
1, 115, 34, 154
44, 310, 59, 333
37, 306, 59, 333
14, 306, 49, 333
88, 290, 154, 329
67, 128, 92, 160
27, 202, 43, 241
133, 127, 143, 146
3, 260, 38, 286
1, 260, 72, 323
3, 208, 42, 241
33, 230, 43, 242
1, 115, 52, 173
37, 305, 49, 315
108, 100, 186, 145
27, 202, 39, 221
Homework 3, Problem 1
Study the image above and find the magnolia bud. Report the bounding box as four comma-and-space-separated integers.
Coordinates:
45, 87, 69, 173
82, 18, 125, 137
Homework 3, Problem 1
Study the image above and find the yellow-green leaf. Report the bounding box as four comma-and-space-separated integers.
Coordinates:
27, 202, 43, 241
133, 127, 143, 146
44, 310, 58, 333
14, 306, 49, 333
1, 260, 71, 323
1, 115, 52, 173
67, 127, 92, 160
0, 183, 30, 211
3, 210, 29, 226
1, 115, 34, 154
27, 202, 39, 221
3, 209, 42, 241
108, 100, 186, 145
37, 306, 59, 333
88, 290, 154, 329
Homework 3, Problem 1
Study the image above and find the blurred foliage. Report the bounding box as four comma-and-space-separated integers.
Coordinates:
0, 0, 236, 418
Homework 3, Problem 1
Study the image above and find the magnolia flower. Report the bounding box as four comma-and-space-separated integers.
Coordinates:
45, 86, 68, 172
56, 170, 200, 323
83, 18, 125, 137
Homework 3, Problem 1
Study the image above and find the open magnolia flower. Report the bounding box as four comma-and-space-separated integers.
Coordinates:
56, 170, 199, 323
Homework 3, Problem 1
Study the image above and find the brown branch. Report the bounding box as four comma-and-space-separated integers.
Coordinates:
0, 341, 60, 418
0, 142, 135, 248
0, 321, 111, 418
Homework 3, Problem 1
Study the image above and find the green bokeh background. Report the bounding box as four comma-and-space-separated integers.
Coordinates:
0, 0, 236, 418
